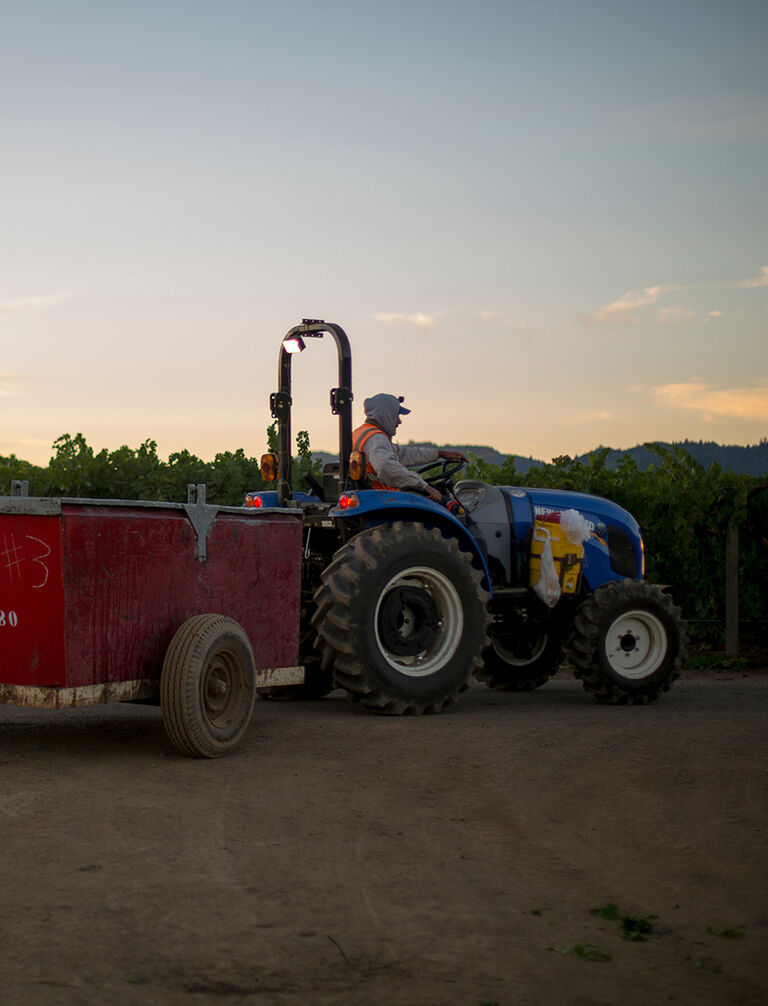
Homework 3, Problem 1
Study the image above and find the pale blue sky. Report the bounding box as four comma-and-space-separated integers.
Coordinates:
2, 0, 766, 465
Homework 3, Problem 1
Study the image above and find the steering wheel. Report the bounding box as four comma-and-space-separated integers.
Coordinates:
415, 458, 465, 491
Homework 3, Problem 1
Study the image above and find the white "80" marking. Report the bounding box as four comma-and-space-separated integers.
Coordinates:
0, 610, 19, 627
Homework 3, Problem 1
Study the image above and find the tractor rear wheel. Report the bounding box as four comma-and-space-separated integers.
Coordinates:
161, 614, 256, 757
564, 581, 685, 704
312, 523, 489, 714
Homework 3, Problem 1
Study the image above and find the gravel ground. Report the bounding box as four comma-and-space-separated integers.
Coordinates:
1, 670, 767, 1005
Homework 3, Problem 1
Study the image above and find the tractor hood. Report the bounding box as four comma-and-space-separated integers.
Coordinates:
511, 487, 641, 538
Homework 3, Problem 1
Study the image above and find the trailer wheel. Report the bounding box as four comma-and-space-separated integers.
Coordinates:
312, 523, 489, 714
477, 628, 562, 692
161, 614, 256, 757
563, 581, 685, 704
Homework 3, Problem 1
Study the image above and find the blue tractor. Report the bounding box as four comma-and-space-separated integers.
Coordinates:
246, 321, 686, 713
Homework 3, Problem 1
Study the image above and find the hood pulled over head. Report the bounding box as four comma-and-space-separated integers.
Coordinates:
363, 393, 410, 437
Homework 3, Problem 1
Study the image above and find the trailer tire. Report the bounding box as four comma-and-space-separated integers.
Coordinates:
312, 523, 489, 715
564, 581, 685, 704
161, 614, 256, 757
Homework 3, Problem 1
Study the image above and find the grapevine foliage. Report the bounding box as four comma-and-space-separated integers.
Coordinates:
2, 437, 766, 628
0, 430, 321, 508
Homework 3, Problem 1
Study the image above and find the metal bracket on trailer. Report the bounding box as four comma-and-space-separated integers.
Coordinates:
184, 484, 219, 562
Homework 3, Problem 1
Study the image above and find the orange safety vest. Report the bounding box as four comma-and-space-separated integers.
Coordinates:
351, 423, 396, 491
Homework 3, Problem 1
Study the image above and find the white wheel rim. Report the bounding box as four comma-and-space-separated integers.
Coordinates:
374, 565, 463, 677
492, 633, 547, 667
604, 608, 667, 679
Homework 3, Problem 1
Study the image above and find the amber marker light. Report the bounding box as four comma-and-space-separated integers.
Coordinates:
338, 493, 359, 510
348, 450, 366, 481
260, 452, 278, 482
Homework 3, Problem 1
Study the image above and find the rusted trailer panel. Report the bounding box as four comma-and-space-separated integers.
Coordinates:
0, 495, 304, 754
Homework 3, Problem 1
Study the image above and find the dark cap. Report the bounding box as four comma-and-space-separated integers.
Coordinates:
398, 395, 411, 415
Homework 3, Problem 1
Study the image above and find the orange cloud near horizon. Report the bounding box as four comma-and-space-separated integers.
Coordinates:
652, 378, 768, 421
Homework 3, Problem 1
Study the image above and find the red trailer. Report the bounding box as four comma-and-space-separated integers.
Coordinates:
0, 488, 304, 756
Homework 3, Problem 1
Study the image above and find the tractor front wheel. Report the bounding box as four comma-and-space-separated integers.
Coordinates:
312, 523, 489, 714
564, 581, 685, 704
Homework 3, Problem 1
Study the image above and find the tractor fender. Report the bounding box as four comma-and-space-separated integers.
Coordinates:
329, 490, 494, 595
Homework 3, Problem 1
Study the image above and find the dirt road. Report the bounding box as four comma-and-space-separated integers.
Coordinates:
1, 671, 766, 1005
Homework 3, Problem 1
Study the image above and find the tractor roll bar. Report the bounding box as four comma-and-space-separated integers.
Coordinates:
272, 320, 353, 507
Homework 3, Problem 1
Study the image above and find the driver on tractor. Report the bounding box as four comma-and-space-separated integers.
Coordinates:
351, 393, 468, 504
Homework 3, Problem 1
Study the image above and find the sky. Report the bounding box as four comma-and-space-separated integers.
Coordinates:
2, 0, 767, 467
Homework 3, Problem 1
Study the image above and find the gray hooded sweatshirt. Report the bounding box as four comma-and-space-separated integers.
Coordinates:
360, 394, 438, 491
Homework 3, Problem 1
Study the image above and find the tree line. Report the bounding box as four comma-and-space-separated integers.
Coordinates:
2, 433, 766, 632
0, 427, 319, 506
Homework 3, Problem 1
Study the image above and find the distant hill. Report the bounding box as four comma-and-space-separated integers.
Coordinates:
313, 440, 768, 477
407, 443, 545, 474
573, 440, 768, 478
313, 443, 544, 475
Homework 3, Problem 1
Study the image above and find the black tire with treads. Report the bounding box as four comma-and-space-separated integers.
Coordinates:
563, 581, 685, 704
161, 614, 256, 757
312, 523, 490, 715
